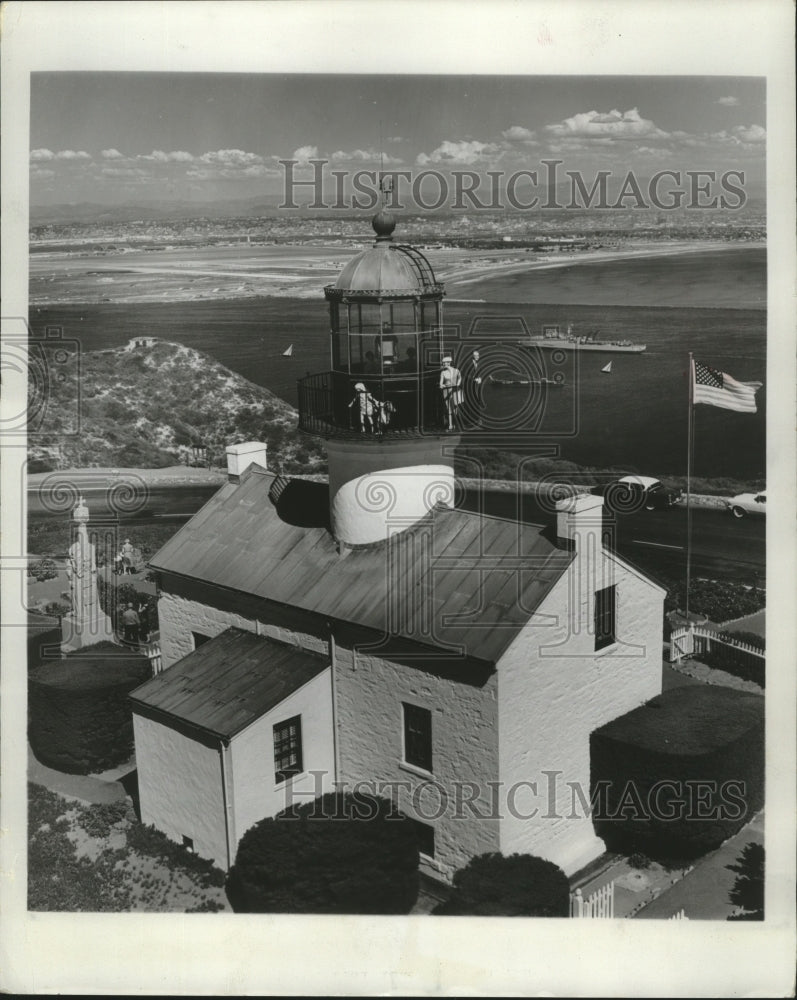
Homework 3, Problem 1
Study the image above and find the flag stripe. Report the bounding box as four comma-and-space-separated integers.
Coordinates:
692, 358, 762, 413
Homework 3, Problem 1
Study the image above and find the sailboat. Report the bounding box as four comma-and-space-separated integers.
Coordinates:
601, 361, 612, 374
282, 345, 293, 357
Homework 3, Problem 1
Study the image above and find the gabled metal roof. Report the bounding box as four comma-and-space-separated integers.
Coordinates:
129, 627, 328, 739
148, 471, 574, 665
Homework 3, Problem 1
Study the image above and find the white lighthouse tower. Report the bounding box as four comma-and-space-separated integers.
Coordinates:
298, 210, 460, 546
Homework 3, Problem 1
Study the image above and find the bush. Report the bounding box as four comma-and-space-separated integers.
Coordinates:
28, 558, 59, 582
28, 641, 151, 774
434, 853, 569, 917
726, 842, 764, 920
590, 686, 764, 861
227, 793, 419, 914
663, 577, 765, 623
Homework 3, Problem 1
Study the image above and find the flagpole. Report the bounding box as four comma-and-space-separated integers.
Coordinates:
686, 352, 694, 621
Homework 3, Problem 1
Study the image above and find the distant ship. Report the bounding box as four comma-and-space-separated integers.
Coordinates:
282, 344, 293, 357
518, 324, 646, 353
488, 374, 562, 387
601, 362, 612, 374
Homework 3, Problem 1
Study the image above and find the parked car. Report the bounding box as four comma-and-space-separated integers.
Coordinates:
591, 475, 683, 514
724, 490, 766, 518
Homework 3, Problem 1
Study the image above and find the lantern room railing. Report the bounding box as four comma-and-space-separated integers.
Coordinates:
298, 370, 448, 438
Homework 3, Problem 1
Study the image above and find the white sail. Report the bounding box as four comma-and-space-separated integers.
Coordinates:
601, 361, 612, 374
282, 344, 293, 357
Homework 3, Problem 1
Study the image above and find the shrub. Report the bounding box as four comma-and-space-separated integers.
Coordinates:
126, 822, 226, 888
726, 842, 764, 920
28, 642, 151, 774
434, 853, 569, 917
590, 686, 764, 861
78, 801, 129, 839
227, 793, 419, 914
28, 558, 59, 582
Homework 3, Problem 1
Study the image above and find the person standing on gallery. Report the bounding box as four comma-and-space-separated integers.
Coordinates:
439, 355, 462, 431
462, 349, 483, 426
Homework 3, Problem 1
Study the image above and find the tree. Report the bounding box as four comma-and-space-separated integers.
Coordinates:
726, 842, 764, 920
227, 793, 419, 914
434, 853, 569, 917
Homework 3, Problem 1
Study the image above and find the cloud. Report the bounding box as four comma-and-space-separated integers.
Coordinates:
30, 167, 56, 181
329, 147, 403, 164
198, 148, 261, 166
546, 108, 668, 142
30, 148, 55, 162
54, 149, 92, 161
730, 124, 765, 143
416, 139, 500, 166
101, 166, 149, 179
717, 96, 739, 107
101, 148, 125, 159
501, 125, 537, 143
292, 145, 319, 164
140, 149, 197, 163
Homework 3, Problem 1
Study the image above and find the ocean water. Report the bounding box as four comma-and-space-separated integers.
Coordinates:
30, 248, 767, 480
447, 246, 767, 310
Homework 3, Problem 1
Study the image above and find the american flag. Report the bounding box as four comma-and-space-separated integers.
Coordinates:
692, 359, 762, 413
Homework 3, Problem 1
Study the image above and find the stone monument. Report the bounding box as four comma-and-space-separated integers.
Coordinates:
61, 496, 116, 651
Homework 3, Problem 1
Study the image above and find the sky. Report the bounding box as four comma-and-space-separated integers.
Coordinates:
29, 73, 766, 206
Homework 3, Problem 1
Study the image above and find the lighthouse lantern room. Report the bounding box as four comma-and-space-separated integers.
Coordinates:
297, 211, 460, 546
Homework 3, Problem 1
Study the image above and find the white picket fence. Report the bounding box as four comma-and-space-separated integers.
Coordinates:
669, 909, 689, 920
570, 881, 615, 918
670, 624, 764, 664
142, 637, 162, 675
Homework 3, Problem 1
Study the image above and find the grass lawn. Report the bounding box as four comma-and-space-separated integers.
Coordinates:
28, 784, 230, 912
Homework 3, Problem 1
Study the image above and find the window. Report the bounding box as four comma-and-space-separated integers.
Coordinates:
594, 585, 617, 651
407, 817, 435, 858
192, 631, 212, 649
403, 703, 432, 772
273, 715, 303, 784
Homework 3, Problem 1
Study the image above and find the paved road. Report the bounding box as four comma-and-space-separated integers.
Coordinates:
28, 477, 764, 582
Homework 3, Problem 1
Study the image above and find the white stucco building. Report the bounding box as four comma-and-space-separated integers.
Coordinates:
131, 213, 665, 881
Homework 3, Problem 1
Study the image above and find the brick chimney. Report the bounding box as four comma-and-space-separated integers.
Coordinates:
555, 493, 604, 550
226, 441, 268, 483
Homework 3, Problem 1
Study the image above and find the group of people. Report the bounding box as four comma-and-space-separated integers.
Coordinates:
113, 538, 137, 576
349, 349, 483, 434
348, 384, 395, 433
120, 600, 149, 646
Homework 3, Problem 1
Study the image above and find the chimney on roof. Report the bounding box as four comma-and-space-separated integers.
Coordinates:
555, 492, 604, 551
226, 441, 268, 483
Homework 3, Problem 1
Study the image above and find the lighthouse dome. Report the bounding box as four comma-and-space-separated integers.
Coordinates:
330, 213, 441, 297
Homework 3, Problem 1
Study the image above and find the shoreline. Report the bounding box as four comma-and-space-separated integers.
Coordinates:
28, 239, 765, 308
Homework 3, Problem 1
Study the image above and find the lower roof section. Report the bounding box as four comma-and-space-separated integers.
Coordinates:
129, 627, 328, 740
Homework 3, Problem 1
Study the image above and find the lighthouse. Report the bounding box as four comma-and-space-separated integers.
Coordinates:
298, 211, 460, 546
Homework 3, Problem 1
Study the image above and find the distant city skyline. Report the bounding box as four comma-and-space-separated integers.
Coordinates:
30, 73, 766, 207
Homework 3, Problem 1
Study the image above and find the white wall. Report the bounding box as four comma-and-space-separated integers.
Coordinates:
157, 590, 327, 671
229, 668, 335, 851
133, 712, 228, 869
497, 550, 664, 876
334, 642, 500, 883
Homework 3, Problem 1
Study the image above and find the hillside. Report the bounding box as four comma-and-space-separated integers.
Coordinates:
29, 339, 326, 474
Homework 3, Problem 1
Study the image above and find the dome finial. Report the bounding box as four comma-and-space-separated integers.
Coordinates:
372, 209, 396, 241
